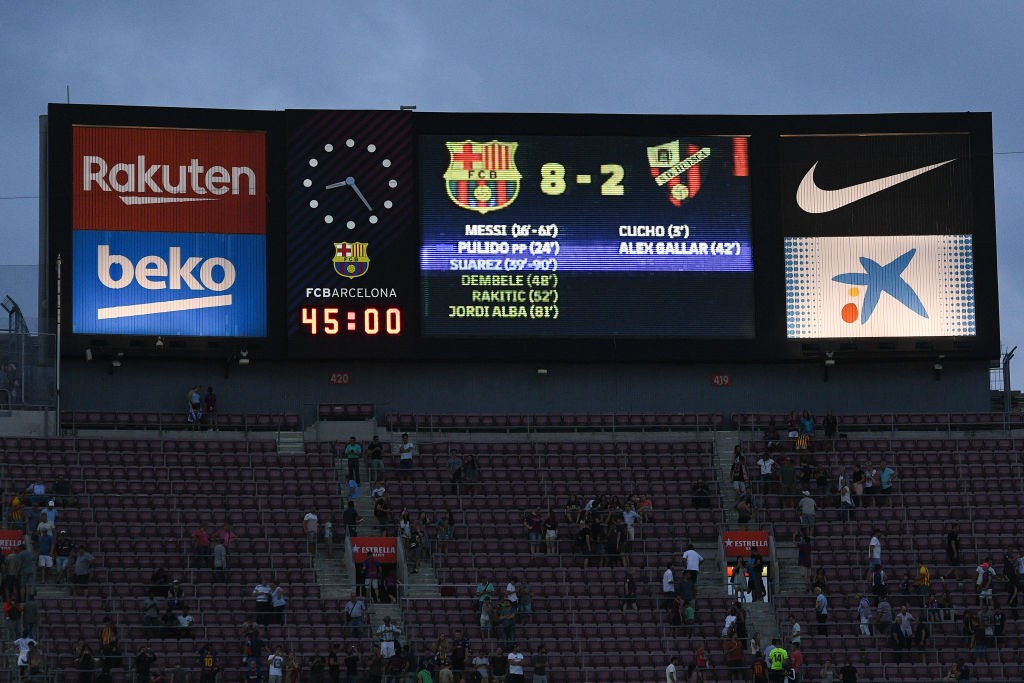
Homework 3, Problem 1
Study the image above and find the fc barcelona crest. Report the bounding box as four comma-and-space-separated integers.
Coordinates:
333, 242, 370, 279
444, 140, 522, 214
647, 139, 711, 207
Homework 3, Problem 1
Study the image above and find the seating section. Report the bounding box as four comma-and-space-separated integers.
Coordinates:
383, 437, 724, 683
2, 439, 341, 682
731, 411, 1023, 432
317, 403, 375, 421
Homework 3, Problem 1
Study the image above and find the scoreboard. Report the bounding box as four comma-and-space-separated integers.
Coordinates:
47, 106, 1000, 362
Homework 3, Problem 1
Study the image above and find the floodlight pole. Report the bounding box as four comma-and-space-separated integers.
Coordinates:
1003, 346, 1017, 416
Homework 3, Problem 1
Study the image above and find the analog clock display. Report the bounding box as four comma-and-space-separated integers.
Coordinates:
303, 138, 400, 230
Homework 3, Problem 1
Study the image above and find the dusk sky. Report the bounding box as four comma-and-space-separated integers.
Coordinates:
1, 2, 1021, 359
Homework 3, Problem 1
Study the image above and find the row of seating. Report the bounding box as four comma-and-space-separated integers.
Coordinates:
59, 411, 301, 432
732, 411, 1024, 431
384, 412, 725, 432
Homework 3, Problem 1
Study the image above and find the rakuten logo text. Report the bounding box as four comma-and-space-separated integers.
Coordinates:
82, 155, 256, 205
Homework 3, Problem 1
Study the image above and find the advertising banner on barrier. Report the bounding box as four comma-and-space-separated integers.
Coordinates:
351, 536, 397, 564
0, 530, 24, 555
722, 529, 770, 558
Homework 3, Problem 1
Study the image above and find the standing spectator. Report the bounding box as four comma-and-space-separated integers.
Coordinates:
837, 662, 856, 683
796, 492, 816, 538
376, 616, 401, 658
795, 532, 813, 590
894, 605, 915, 651
489, 647, 508, 683
543, 511, 558, 555
270, 582, 287, 624
622, 567, 638, 612
723, 634, 744, 681
730, 453, 748, 501
867, 530, 882, 576
343, 592, 366, 638
915, 558, 931, 607
756, 454, 776, 491
72, 546, 94, 595
54, 530, 73, 584
344, 646, 359, 683
343, 502, 361, 541
814, 587, 829, 635
975, 559, 996, 607
878, 461, 896, 504
523, 508, 542, 556
823, 411, 838, 440
190, 525, 211, 569
364, 552, 382, 603
367, 435, 385, 481
99, 617, 120, 673
204, 386, 218, 431
253, 576, 272, 625
682, 543, 703, 581
36, 529, 54, 582
18, 543, 35, 600
267, 647, 285, 683
942, 523, 962, 580
506, 644, 524, 683
857, 594, 873, 636
135, 646, 157, 683
212, 538, 227, 583
74, 641, 95, 683
303, 510, 319, 553
345, 437, 363, 485
662, 563, 676, 608
186, 385, 203, 429
788, 615, 801, 648
730, 557, 748, 602
323, 517, 335, 559
397, 433, 415, 481
326, 644, 340, 683
839, 484, 854, 522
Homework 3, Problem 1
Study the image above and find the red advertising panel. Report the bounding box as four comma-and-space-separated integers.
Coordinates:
73, 126, 266, 233
722, 529, 770, 558
0, 530, 24, 555
351, 536, 397, 563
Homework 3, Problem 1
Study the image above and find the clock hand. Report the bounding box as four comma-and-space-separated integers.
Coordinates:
347, 179, 374, 212
325, 178, 350, 190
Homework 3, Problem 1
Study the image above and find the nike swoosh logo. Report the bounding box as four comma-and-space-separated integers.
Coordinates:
796, 159, 954, 214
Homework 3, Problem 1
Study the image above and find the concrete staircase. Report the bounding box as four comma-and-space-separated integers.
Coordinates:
714, 431, 742, 524
277, 431, 305, 454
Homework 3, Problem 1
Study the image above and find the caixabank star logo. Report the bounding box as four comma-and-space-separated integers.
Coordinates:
784, 235, 976, 339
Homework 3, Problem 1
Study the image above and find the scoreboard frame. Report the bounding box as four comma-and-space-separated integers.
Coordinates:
45, 105, 999, 363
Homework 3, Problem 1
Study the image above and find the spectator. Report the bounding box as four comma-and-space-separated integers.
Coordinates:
838, 662, 856, 683
976, 560, 996, 607
323, 516, 335, 559
523, 508, 542, 556
345, 436, 363, 485
212, 538, 227, 583
730, 452, 748, 501
303, 509, 319, 552
691, 481, 712, 509
342, 501, 361, 540
662, 563, 676, 608
730, 557, 748, 602
99, 617, 120, 673
143, 595, 160, 637
814, 587, 829, 635
364, 552, 382, 603
447, 449, 464, 494
343, 592, 366, 638
270, 582, 287, 624
823, 410, 838, 439
682, 543, 703, 581
796, 492, 816, 538
74, 641, 95, 683
462, 454, 480, 492
543, 511, 558, 555
723, 633, 744, 681
839, 484, 854, 522
621, 567, 638, 612
489, 647, 508, 683
344, 646, 360, 683
915, 558, 931, 607
267, 647, 285, 683
190, 525, 211, 569
135, 646, 157, 683
506, 644, 524, 683
397, 433, 415, 481
71, 546, 94, 596
367, 435, 385, 481
253, 576, 272, 625
167, 578, 184, 610
373, 494, 391, 533
376, 616, 401, 658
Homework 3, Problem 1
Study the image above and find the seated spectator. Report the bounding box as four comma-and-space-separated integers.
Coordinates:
691, 481, 712, 509
52, 474, 76, 507
177, 607, 194, 638
148, 568, 170, 599
461, 454, 479, 490
160, 608, 178, 638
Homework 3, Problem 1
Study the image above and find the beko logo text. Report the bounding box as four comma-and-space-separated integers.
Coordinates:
82, 155, 256, 205
94, 245, 236, 320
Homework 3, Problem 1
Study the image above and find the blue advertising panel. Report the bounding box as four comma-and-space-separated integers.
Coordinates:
72, 230, 267, 336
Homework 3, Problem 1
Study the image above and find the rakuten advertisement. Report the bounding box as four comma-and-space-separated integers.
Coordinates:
72, 126, 267, 336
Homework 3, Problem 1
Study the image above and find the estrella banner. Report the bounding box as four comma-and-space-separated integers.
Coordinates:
351, 536, 397, 564
723, 530, 770, 558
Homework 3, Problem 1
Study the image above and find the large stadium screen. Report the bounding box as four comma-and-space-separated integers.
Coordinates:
780, 133, 977, 340
418, 134, 755, 338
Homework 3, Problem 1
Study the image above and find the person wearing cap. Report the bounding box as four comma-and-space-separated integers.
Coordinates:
976, 559, 996, 607
54, 529, 72, 583
796, 491, 816, 538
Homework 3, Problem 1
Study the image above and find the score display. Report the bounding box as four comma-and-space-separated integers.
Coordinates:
419, 134, 755, 337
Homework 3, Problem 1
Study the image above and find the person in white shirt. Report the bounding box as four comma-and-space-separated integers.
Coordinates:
376, 616, 401, 657
662, 563, 675, 607
398, 433, 415, 481
506, 643, 524, 681
867, 530, 883, 575
682, 543, 704, 580
665, 655, 679, 683
267, 647, 285, 683
303, 511, 318, 552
